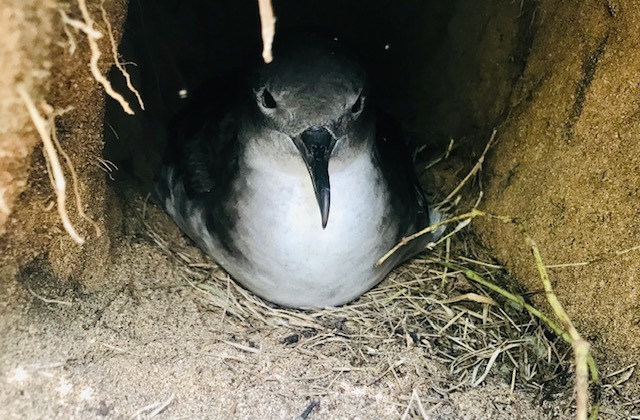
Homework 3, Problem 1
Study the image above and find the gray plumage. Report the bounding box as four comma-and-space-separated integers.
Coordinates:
155, 37, 441, 308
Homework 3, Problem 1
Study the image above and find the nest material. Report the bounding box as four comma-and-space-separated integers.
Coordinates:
139, 194, 573, 415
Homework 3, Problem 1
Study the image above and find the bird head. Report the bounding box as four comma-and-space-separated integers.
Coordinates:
242, 36, 374, 229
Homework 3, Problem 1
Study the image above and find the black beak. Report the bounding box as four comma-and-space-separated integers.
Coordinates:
295, 126, 336, 229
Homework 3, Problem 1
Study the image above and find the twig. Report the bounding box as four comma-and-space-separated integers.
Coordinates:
27, 286, 73, 306
17, 85, 85, 244
437, 129, 496, 206
258, 0, 276, 63
525, 234, 596, 419
130, 394, 175, 419
375, 209, 485, 267
295, 399, 319, 420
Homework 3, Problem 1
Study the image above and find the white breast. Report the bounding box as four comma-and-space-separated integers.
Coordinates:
225, 154, 396, 307
161, 153, 399, 308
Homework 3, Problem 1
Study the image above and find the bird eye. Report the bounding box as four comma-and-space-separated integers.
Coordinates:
261, 89, 277, 109
351, 94, 364, 114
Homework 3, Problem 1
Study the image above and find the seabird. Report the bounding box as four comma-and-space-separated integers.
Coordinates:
155, 36, 442, 308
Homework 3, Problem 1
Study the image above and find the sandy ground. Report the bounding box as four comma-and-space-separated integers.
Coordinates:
0, 191, 570, 419
4, 190, 638, 419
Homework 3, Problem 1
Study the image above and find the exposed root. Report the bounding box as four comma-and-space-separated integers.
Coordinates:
0, 187, 10, 216
50, 109, 102, 238
17, 85, 85, 245
61, 0, 135, 115
59, 9, 78, 54
100, 0, 145, 111
258, 0, 276, 63
96, 158, 118, 181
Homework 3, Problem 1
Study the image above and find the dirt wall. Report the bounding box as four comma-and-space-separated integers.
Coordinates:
476, 0, 640, 380
0, 0, 127, 286
0, 0, 55, 234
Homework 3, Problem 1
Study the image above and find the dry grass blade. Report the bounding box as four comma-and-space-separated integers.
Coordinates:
401, 388, 428, 419
437, 129, 496, 206
376, 209, 484, 267
130, 394, 175, 419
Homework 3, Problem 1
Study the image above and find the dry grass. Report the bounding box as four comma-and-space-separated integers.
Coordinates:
140, 209, 575, 416
133, 195, 640, 417
128, 132, 638, 418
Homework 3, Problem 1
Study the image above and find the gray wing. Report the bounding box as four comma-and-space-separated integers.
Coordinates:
154, 80, 244, 255
374, 111, 438, 263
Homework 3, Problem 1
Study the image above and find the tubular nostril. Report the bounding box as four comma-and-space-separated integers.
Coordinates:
301, 127, 334, 160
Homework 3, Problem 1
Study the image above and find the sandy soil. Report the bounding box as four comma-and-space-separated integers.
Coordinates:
474, 0, 640, 389
1, 194, 561, 419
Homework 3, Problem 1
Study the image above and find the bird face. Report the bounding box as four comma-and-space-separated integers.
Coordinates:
244, 39, 373, 229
